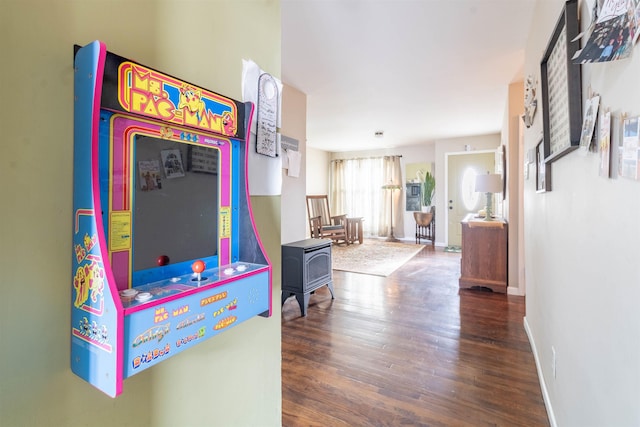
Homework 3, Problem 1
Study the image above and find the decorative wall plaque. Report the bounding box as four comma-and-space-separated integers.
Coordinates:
256, 73, 279, 157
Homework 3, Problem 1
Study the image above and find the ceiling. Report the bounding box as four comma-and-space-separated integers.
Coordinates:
281, 0, 536, 152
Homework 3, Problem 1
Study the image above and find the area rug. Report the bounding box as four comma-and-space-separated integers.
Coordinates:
332, 239, 425, 277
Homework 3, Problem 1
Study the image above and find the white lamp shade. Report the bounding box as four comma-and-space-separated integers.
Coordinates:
475, 173, 502, 193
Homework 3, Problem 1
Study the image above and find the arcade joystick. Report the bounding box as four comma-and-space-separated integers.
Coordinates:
157, 255, 170, 266
191, 260, 207, 282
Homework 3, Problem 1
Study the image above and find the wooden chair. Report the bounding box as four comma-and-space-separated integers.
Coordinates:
306, 195, 348, 244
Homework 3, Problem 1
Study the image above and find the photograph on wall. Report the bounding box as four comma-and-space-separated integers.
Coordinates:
599, 111, 612, 177
189, 145, 218, 174
572, 0, 636, 63
522, 75, 538, 128
405, 185, 422, 212
579, 95, 600, 153
620, 116, 640, 180
536, 140, 548, 192
161, 149, 185, 179
634, 0, 640, 44
138, 160, 162, 191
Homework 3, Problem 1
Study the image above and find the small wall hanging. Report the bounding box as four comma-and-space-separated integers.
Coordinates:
256, 73, 279, 157
523, 75, 537, 128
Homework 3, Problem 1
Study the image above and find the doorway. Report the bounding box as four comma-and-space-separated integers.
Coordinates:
445, 151, 496, 247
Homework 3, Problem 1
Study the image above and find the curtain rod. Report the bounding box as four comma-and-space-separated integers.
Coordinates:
331, 155, 402, 162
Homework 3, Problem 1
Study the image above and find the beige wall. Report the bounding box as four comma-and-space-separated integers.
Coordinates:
281, 84, 308, 244
523, 1, 640, 426
304, 147, 331, 238
0, 1, 281, 426
306, 147, 332, 196
504, 81, 525, 295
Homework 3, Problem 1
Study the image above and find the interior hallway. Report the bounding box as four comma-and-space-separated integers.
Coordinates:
282, 245, 549, 426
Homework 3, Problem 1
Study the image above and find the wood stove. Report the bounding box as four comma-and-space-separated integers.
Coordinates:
281, 238, 334, 316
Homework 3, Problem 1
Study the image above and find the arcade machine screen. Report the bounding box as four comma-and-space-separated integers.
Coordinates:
132, 135, 219, 279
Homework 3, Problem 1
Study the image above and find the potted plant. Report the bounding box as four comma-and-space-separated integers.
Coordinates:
422, 171, 435, 212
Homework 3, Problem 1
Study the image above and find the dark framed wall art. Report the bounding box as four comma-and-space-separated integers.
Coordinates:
540, 0, 582, 163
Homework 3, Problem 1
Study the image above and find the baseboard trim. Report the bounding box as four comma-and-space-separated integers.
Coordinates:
524, 316, 557, 427
507, 286, 524, 296
395, 237, 442, 246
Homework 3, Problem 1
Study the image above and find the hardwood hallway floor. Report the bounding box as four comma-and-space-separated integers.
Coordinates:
281, 245, 549, 427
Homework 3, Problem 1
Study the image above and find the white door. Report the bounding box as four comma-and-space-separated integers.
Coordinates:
447, 152, 496, 247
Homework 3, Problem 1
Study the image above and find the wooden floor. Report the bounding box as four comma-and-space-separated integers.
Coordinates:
282, 245, 549, 427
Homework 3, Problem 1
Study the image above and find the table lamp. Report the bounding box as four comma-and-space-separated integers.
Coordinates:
475, 173, 502, 221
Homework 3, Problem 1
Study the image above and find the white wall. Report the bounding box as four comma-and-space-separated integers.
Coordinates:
523, 1, 640, 426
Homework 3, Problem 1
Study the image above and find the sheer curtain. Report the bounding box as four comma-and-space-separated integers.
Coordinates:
330, 156, 403, 238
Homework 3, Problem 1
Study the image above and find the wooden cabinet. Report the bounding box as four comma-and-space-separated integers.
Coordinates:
459, 214, 508, 293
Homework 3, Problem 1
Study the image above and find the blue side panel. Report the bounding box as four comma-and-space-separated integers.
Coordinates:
71, 41, 122, 397
231, 139, 241, 262
98, 110, 113, 237
123, 270, 270, 377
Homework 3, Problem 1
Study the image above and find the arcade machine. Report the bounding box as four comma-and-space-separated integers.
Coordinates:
71, 41, 272, 397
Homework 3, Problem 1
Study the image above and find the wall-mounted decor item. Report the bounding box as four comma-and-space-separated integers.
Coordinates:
579, 95, 600, 154
280, 134, 299, 152
536, 139, 551, 193
598, 110, 612, 178
256, 73, 279, 157
540, 0, 582, 163
524, 147, 536, 180
620, 116, 640, 180
161, 148, 185, 179
189, 145, 219, 174
138, 160, 162, 191
572, 0, 637, 63
522, 75, 538, 128
280, 135, 301, 177
499, 144, 507, 199
406, 183, 422, 211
